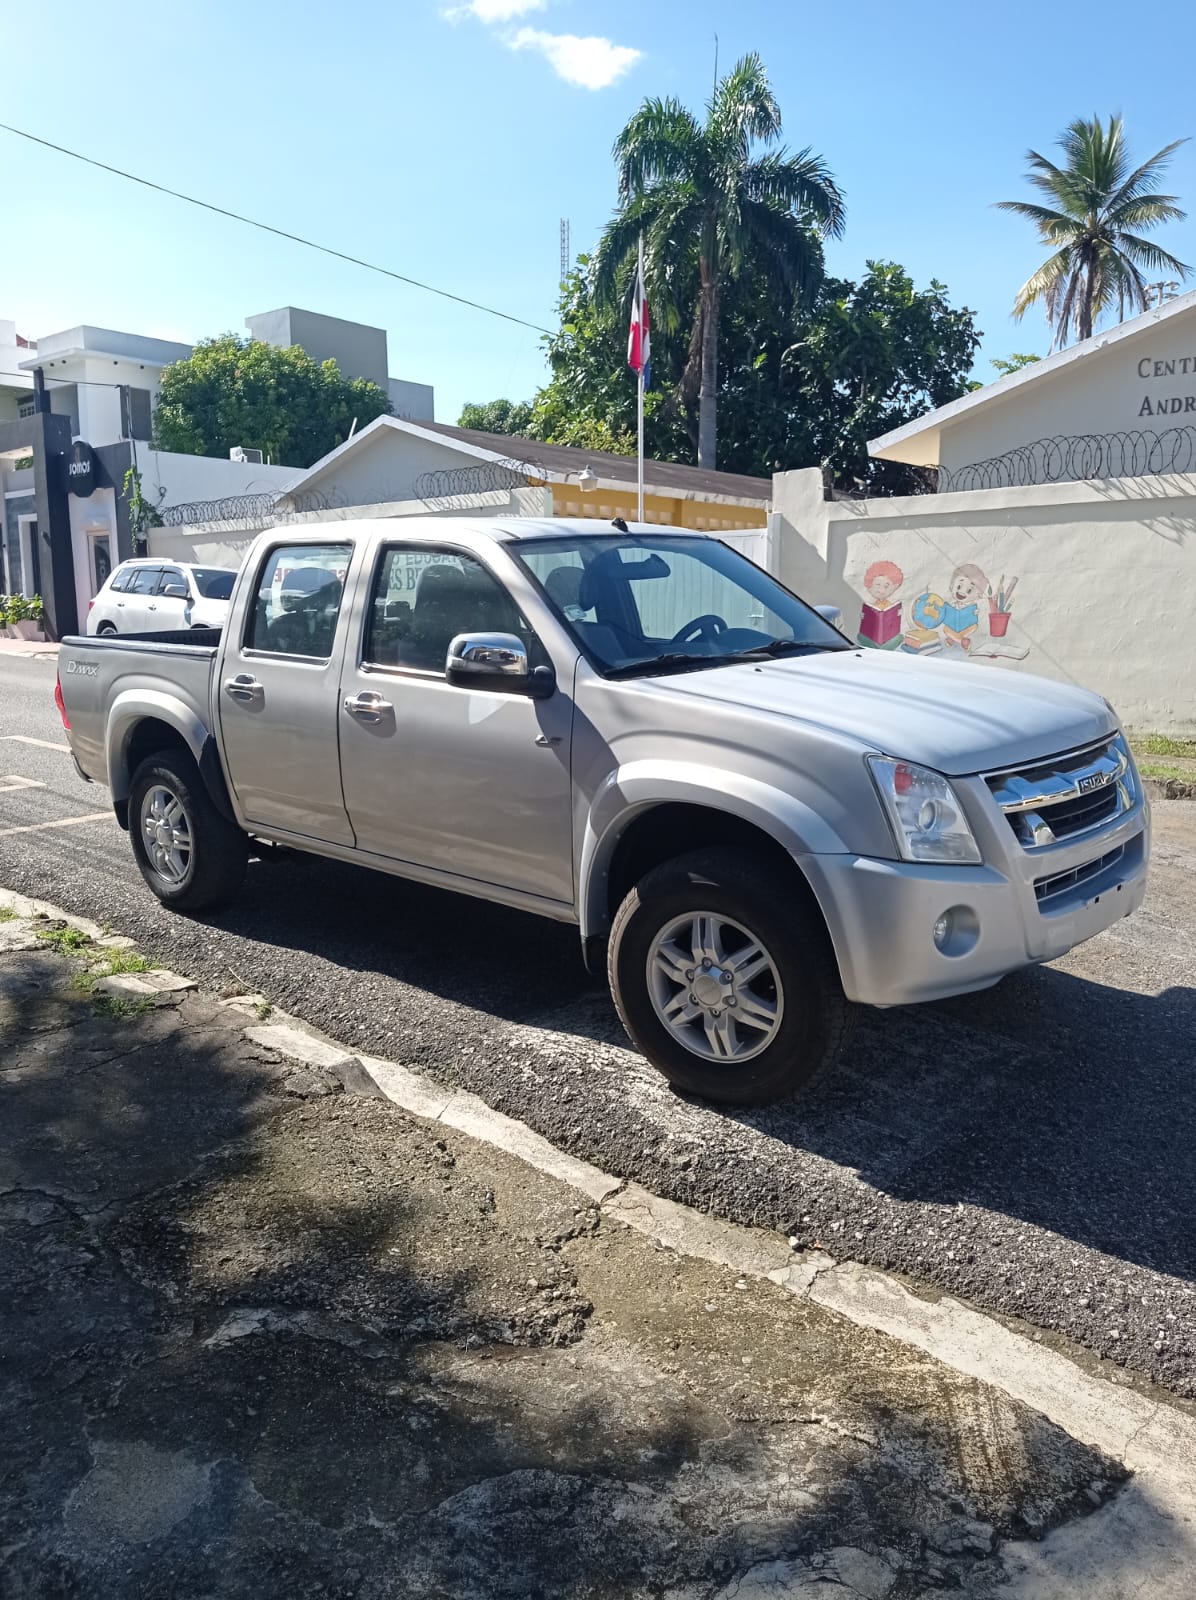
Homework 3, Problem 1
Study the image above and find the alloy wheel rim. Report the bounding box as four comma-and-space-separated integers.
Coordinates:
646, 911, 784, 1063
141, 785, 192, 885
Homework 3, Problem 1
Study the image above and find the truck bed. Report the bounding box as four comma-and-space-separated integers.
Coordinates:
58, 629, 224, 792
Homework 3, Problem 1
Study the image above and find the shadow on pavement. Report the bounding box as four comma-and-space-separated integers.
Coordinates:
0, 939, 1153, 1598
200, 851, 1196, 1289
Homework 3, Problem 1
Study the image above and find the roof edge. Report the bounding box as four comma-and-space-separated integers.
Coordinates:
868, 283, 1196, 460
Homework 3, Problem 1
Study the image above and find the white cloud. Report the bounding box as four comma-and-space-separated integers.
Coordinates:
506, 27, 640, 89
444, 0, 545, 20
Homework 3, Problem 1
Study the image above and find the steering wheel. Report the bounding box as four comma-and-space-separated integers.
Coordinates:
672, 613, 727, 646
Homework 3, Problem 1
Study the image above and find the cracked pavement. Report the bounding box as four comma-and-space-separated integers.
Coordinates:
0, 924, 1142, 1598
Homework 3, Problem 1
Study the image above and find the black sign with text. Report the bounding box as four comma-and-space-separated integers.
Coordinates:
64, 440, 97, 497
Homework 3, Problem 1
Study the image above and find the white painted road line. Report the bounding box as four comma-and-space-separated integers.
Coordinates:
0, 775, 45, 793
0, 811, 113, 837
1, 735, 71, 753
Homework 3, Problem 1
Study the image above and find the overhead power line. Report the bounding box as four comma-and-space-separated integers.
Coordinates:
0, 121, 552, 336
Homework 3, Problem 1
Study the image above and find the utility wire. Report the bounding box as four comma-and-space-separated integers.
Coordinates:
0, 369, 133, 389
0, 121, 553, 336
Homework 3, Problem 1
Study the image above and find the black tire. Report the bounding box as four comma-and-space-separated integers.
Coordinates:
608, 847, 855, 1106
129, 751, 248, 912
97, 622, 117, 636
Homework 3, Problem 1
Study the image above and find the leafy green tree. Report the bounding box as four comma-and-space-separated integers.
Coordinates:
777, 262, 981, 488
466, 257, 979, 491
595, 52, 844, 469
997, 116, 1190, 348
990, 352, 1041, 378
153, 335, 392, 468
529, 260, 676, 459
457, 398, 534, 436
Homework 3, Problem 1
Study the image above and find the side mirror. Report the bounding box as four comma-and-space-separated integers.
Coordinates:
815, 604, 843, 629
163, 583, 189, 600
446, 632, 554, 698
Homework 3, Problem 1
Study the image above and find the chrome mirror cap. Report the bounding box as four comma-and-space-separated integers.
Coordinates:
446, 632, 529, 678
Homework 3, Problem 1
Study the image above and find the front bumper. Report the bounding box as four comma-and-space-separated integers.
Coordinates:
799, 781, 1150, 1008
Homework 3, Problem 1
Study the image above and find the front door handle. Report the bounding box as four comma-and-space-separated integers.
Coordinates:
224, 674, 264, 704
343, 691, 393, 721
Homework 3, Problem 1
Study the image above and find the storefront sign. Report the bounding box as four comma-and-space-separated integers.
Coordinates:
64, 440, 97, 496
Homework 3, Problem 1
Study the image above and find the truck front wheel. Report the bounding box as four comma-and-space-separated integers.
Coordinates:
608, 848, 854, 1105
129, 753, 247, 912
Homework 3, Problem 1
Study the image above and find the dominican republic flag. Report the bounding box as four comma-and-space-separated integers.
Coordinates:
627, 266, 651, 390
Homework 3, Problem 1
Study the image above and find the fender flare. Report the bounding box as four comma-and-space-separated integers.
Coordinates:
105, 692, 236, 825
578, 760, 851, 944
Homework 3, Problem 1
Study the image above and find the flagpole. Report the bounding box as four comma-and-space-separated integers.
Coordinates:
637, 233, 645, 524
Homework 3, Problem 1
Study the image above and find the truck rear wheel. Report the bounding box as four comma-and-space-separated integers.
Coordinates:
608, 847, 854, 1106
129, 752, 247, 912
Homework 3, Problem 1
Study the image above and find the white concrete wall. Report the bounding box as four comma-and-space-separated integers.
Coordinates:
283, 424, 493, 509
771, 466, 1196, 733
135, 449, 300, 512
148, 487, 554, 568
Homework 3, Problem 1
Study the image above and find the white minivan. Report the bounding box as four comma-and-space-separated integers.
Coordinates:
86, 560, 238, 636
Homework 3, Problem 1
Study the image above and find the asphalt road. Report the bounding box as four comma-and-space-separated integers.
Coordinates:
3, 651, 1195, 1402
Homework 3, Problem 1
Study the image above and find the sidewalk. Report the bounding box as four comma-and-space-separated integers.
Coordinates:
1, 893, 1192, 1598
0, 635, 58, 658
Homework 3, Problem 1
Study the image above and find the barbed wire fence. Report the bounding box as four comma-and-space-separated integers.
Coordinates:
934, 425, 1196, 493
156, 455, 552, 531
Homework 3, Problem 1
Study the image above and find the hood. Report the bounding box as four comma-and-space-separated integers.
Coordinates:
649, 650, 1115, 776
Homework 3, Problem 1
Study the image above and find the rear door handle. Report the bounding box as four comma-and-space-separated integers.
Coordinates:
343, 691, 393, 721
224, 674, 264, 704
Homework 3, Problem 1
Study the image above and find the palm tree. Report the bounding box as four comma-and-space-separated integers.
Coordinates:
997, 116, 1190, 349
595, 53, 844, 469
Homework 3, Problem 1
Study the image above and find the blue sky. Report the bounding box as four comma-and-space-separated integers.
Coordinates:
2, 0, 1195, 429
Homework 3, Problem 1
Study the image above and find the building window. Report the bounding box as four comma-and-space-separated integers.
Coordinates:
17, 398, 35, 419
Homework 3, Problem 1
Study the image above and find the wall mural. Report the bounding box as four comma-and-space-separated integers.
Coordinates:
856, 559, 1028, 661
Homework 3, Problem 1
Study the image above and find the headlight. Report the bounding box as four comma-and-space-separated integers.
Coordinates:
867, 756, 981, 865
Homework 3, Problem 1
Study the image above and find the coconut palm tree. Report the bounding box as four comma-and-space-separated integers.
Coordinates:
997, 116, 1190, 349
595, 53, 844, 469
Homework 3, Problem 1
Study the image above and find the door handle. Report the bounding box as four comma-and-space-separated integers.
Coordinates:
224, 674, 264, 703
343, 691, 393, 721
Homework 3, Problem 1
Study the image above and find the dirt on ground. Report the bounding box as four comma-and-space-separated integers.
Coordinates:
1, 918, 1129, 1598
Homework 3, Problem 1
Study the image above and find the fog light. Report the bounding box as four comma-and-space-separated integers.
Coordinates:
933, 912, 953, 950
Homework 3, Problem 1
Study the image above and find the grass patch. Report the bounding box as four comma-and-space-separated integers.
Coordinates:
93, 994, 153, 1020
1140, 763, 1196, 785
0, 907, 15, 923
73, 947, 154, 996
36, 926, 92, 954
255, 1000, 274, 1021
1137, 735, 1196, 759
101, 949, 153, 976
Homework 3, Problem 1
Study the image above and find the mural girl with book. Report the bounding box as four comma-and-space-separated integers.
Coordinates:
856, 560, 905, 649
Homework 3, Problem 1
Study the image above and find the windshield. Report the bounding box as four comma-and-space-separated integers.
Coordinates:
515, 533, 849, 676
191, 568, 236, 600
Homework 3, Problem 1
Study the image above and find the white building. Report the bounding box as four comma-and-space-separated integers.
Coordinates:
0, 320, 36, 424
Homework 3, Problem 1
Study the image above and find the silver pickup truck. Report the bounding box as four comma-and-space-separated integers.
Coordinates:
58, 516, 1149, 1104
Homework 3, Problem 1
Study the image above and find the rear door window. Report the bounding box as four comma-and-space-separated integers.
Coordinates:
156, 567, 186, 595
128, 567, 161, 595
108, 567, 134, 593
245, 543, 351, 659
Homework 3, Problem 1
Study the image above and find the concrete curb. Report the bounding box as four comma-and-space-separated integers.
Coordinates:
7, 887, 1196, 1594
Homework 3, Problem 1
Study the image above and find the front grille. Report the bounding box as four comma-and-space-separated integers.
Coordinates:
1028, 784, 1120, 840
986, 735, 1134, 849
1035, 844, 1125, 906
